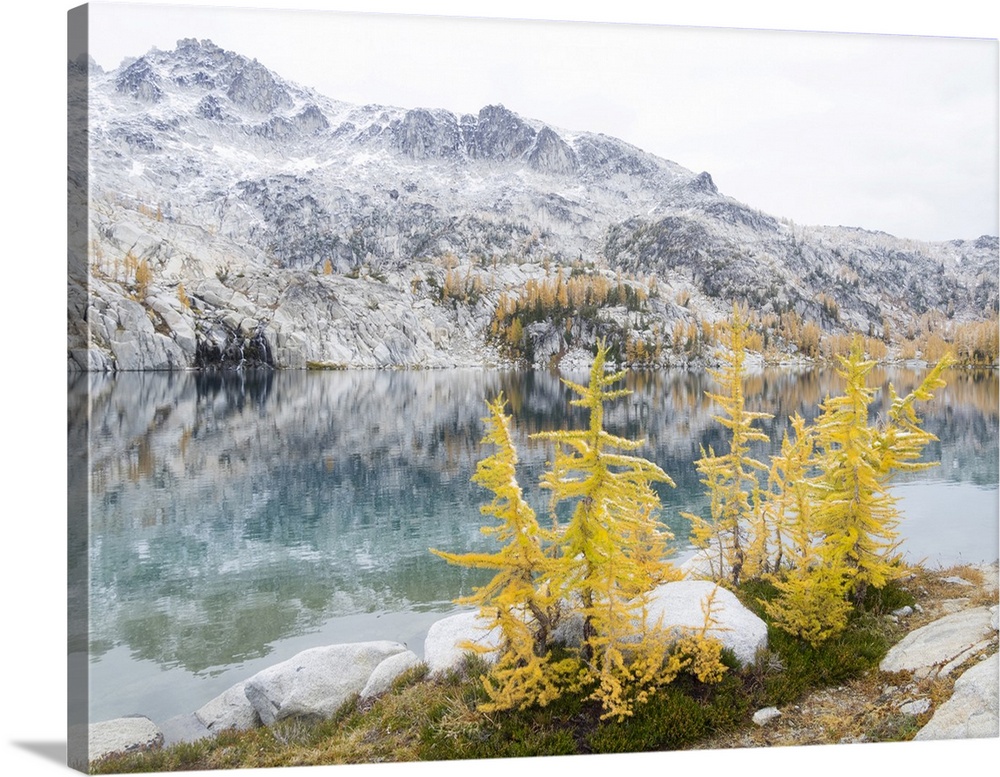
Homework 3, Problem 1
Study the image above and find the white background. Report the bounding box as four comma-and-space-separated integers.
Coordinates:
2, 2, 998, 777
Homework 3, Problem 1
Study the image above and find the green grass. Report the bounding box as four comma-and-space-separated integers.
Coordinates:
91, 582, 907, 773
736, 578, 902, 705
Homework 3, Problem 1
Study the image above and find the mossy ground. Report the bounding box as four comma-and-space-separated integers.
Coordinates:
90, 564, 996, 774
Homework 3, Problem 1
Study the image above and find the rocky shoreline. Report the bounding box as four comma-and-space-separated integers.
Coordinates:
82, 579, 769, 762
693, 562, 1000, 750
76, 263, 510, 372
74, 260, 765, 375
72, 260, 988, 374
82, 563, 999, 765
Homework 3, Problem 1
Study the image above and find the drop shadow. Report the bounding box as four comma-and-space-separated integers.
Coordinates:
11, 741, 67, 767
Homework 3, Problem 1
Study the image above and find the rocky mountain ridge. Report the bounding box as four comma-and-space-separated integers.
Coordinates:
69, 38, 998, 371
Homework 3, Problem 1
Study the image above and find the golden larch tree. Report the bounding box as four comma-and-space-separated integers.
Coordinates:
764, 341, 952, 644
683, 304, 772, 586
810, 341, 951, 604
532, 342, 688, 719
431, 394, 568, 710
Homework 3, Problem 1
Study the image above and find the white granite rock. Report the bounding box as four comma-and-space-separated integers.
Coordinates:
88, 715, 163, 762
540, 582, 767, 666
646, 580, 768, 666
244, 641, 407, 725
879, 607, 995, 678
159, 713, 212, 746
423, 611, 502, 675
678, 547, 726, 581
147, 294, 197, 356
752, 707, 781, 726
550, 609, 585, 649
899, 698, 931, 716
914, 653, 999, 741
360, 650, 423, 701
194, 681, 261, 733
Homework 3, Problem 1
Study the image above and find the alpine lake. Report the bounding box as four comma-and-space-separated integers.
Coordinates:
68, 364, 999, 725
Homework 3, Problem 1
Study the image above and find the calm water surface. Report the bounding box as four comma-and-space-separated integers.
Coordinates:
71, 366, 999, 724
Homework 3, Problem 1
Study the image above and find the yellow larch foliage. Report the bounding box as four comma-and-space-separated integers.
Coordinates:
430, 393, 566, 710
798, 320, 822, 358
810, 341, 950, 604
442, 268, 459, 300
671, 586, 728, 684
953, 317, 999, 365
556, 268, 569, 308
760, 415, 854, 647
532, 342, 686, 719
123, 250, 139, 283
763, 558, 854, 648
435, 344, 735, 720
683, 304, 772, 586
506, 318, 524, 348
763, 414, 815, 573
134, 258, 152, 299
764, 341, 952, 645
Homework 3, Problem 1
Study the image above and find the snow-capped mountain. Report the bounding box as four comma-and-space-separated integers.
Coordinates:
69, 38, 998, 371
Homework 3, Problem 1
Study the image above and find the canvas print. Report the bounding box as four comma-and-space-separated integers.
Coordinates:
66, 2, 999, 773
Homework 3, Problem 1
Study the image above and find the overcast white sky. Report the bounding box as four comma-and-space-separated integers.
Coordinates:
78, 0, 999, 243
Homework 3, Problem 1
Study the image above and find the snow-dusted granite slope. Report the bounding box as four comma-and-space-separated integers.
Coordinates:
69, 39, 998, 371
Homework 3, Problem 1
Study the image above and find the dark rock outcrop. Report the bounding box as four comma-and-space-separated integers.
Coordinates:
194, 321, 274, 370
195, 94, 224, 120
466, 104, 537, 162
389, 108, 462, 159
226, 59, 293, 113
528, 126, 578, 175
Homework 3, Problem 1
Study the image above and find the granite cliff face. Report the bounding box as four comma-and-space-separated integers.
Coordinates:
69, 39, 998, 371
